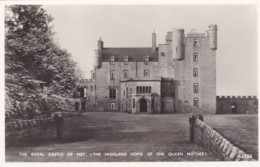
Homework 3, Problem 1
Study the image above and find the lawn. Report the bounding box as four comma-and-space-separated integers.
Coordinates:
5, 112, 258, 162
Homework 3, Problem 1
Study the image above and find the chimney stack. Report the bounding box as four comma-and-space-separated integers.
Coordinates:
152, 30, 156, 52
98, 37, 103, 51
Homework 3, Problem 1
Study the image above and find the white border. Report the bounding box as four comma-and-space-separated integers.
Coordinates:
0, 1, 259, 167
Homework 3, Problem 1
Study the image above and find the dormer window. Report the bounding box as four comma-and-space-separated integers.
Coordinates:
144, 55, 149, 65
110, 56, 115, 65
124, 56, 128, 65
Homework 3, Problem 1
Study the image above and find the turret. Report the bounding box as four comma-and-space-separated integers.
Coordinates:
208, 24, 217, 50
152, 31, 156, 52
172, 28, 184, 61
93, 50, 101, 69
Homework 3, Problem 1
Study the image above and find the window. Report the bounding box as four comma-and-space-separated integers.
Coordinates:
193, 68, 198, 77
110, 70, 115, 79
77, 87, 80, 97
144, 70, 149, 77
193, 53, 198, 62
144, 55, 149, 65
145, 86, 148, 93
124, 56, 128, 65
84, 88, 87, 97
194, 83, 199, 93
109, 89, 116, 99
90, 86, 93, 91
136, 86, 151, 94
161, 52, 165, 56
110, 103, 115, 111
110, 56, 115, 65
123, 70, 128, 78
124, 90, 125, 97
92, 72, 95, 79
193, 98, 199, 106
193, 39, 198, 47
75, 102, 79, 111
126, 87, 128, 97
133, 98, 135, 108
80, 87, 84, 97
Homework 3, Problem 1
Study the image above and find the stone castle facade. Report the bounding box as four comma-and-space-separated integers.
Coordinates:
73, 25, 218, 114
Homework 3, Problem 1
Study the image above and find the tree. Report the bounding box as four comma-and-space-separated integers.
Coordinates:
5, 5, 81, 119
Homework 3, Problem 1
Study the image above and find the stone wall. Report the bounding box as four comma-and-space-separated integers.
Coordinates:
216, 96, 258, 114
194, 119, 255, 161
6, 117, 55, 147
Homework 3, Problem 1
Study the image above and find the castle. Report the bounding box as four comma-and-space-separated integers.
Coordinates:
73, 25, 218, 114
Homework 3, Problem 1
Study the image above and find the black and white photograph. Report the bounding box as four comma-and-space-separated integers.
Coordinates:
1, 0, 259, 165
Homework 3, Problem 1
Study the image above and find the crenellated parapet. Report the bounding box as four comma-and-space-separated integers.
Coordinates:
217, 95, 258, 100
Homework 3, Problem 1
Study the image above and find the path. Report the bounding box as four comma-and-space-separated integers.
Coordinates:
6, 112, 219, 161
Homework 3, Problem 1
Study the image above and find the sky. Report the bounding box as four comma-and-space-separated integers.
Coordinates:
42, 5, 258, 96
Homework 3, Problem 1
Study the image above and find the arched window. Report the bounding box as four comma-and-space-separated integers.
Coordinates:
144, 55, 149, 65
124, 56, 128, 65
110, 56, 115, 65
136, 86, 139, 94
80, 87, 84, 97
143, 86, 145, 93
133, 98, 135, 108
149, 86, 151, 93
145, 86, 148, 93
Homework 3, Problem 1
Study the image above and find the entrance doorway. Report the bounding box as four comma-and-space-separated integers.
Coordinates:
81, 102, 86, 111
231, 103, 237, 114
75, 102, 79, 111
139, 98, 147, 112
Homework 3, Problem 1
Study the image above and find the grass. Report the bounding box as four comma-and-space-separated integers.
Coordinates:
5, 112, 258, 162
204, 114, 258, 159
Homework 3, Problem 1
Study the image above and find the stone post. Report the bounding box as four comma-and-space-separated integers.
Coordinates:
189, 114, 196, 143
189, 113, 204, 143
54, 112, 64, 141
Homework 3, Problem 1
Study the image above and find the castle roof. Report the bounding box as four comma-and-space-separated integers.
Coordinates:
100, 47, 158, 62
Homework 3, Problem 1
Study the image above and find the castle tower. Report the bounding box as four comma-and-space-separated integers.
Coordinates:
208, 24, 217, 50
152, 31, 156, 52
172, 28, 184, 61
93, 38, 103, 68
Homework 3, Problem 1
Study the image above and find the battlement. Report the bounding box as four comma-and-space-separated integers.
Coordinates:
209, 24, 217, 30
217, 95, 258, 99
186, 33, 207, 38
